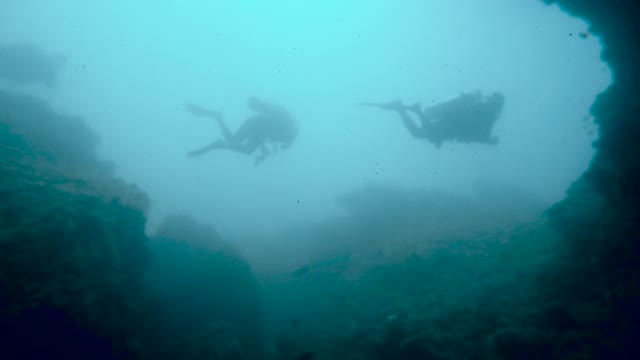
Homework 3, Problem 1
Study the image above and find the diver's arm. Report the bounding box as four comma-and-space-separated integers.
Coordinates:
406, 102, 422, 116
408, 102, 433, 124
355, 100, 405, 111
397, 109, 428, 138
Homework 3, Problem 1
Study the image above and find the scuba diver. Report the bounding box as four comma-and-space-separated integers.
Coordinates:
357, 91, 505, 148
184, 96, 298, 165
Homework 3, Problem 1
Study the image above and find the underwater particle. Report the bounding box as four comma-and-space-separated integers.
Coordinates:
579, 31, 590, 39
569, 32, 573, 36
290, 319, 300, 328
297, 352, 315, 360
292, 265, 310, 277
296, 200, 300, 204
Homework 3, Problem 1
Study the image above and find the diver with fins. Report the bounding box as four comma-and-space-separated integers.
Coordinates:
356, 91, 505, 148
184, 96, 298, 165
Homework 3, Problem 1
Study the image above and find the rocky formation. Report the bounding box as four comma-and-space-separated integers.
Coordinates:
0, 91, 151, 358
142, 214, 266, 359
540, 0, 640, 357
0, 90, 266, 359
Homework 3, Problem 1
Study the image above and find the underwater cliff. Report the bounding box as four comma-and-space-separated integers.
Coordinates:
0, 91, 265, 359
142, 214, 266, 359
541, 0, 640, 357
0, 90, 151, 358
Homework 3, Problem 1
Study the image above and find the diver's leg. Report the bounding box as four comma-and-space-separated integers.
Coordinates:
184, 103, 235, 142
213, 118, 235, 143
220, 117, 268, 157
230, 121, 252, 144
187, 139, 259, 158
186, 139, 225, 157
235, 136, 263, 154
184, 103, 223, 120
212, 135, 262, 156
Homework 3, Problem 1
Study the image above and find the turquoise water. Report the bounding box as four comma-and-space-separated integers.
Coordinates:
2, 1, 637, 359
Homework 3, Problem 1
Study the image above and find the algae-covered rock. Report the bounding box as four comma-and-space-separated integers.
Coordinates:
142, 214, 266, 359
0, 91, 151, 358
0, 176, 150, 357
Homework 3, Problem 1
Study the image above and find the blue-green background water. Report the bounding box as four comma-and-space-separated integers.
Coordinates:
1, 0, 610, 234
2, 1, 637, 359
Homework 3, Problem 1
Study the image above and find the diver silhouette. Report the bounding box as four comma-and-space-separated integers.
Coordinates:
185, 96, 298, 165
358, 91, 504, 148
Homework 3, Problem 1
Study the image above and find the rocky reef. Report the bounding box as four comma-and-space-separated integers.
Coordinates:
0, 90, 151, 358
142, 214, 266, 359
540, 0, 640, 357
271, 185, 563, 360
1, 1, 639, 358
272, 1, 640, 358
0, 91, 264, 359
